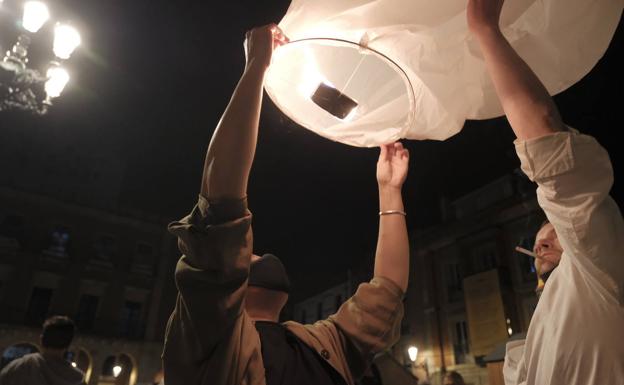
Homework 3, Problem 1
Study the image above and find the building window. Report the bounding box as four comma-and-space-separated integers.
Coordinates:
1, 343, 39, 370
0, 215, 25, 244
445, 262, 463, 302
74, 294, 99, 332
131, 242, 154, 275
94, 235, 117, 262
334, 295, 342, 312
470, 241, 498, 274
453, 320, 470, 364
44, 226, 71, 258
119, 301, 143, 338
25, 287, 53, 326
136, 243, 153, 259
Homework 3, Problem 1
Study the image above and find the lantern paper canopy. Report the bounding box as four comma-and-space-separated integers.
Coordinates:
265, 0, 623, 147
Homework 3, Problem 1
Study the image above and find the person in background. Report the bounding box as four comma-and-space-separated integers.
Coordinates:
443, 371, 466, 385
0, 315, 86, 385
162, 24, 411, 385
467, 0, 624, 384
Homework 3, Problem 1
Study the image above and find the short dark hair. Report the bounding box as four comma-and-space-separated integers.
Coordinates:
444, 371, 466, 385
41, 316, 75, 349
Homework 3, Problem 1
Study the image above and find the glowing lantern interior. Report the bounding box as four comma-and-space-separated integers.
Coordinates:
266, 39, 414, 147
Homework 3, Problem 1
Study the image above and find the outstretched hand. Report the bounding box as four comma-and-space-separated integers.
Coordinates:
244, 24, 289, 70
467, 0, 504, 36
376, 142, 409, 189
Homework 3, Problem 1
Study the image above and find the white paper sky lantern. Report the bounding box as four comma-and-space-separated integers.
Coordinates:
265, 0, 623, 147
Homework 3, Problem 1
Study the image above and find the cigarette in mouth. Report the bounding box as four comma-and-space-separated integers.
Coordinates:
515, 246, 537, 258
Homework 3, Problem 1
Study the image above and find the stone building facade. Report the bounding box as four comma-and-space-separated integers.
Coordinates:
0, 186, 179, 385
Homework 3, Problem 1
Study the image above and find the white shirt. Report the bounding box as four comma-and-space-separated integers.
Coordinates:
507, 129, 624, 385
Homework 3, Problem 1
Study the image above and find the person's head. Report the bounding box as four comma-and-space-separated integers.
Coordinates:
443, 371, 466, 385
40, 315, 75, 352
245, 254, 290, 322
533, 220, 563, 295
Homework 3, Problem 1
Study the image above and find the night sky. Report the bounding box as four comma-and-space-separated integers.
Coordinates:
1, 1, 622, 301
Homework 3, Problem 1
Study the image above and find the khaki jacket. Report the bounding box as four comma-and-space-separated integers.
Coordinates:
163, 197, 404, 385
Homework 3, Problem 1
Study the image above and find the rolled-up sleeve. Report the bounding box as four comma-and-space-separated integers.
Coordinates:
331, 276, 404, 360
163, 195, 254, 385
515, 129, 624, 302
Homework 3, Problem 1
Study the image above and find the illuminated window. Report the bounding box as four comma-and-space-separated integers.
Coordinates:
45, 225, 71, 258
1, 343, 39, 369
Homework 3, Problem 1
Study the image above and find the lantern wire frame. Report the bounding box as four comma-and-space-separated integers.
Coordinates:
265, 37, 417, 147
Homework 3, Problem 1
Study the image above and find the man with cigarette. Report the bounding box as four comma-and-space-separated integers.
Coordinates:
515, 222, 562, 298
467, 0, 624, 384
162, 24, 410, 385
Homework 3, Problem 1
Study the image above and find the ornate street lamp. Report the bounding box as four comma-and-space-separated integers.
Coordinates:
0, 1, 81, 114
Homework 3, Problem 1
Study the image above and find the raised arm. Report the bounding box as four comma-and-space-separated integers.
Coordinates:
467, 0, 624, 301
374, 142, 409, 291
467, 0, 566, 140
316, 143, 409, 373
163, 26, 288, 385
201, 25, 288, 200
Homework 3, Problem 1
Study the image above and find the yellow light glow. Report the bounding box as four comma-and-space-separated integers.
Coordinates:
45, 66, 69, 98
297, 47, 333, 99
22, 1, 49, 33
342, 106, 358, 122
53, 24, 81, 59
407, 346, 418, 362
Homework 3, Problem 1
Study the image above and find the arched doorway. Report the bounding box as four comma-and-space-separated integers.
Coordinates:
99, 353, 138, 385
64, 347, 93, 383
0, 342, 40, 370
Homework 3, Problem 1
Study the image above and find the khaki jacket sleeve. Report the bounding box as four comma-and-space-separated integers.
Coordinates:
515, 128, 624, 303
331, 276, 404, 370
162, 195, 261, 385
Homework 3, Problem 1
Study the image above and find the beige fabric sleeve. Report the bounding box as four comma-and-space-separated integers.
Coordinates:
162, 195, 257, 385
331, 276, 404, 363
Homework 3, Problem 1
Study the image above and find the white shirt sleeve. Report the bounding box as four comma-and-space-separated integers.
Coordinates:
514, 128, 624, 304
503, 339, 526, 385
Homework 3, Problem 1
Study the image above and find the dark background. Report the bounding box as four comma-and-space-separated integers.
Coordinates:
0, 0, 622, 301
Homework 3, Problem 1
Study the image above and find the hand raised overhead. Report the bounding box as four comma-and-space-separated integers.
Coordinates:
376, 142, 409, 190
244, 24, 289, 70
466, 0, 504, 36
